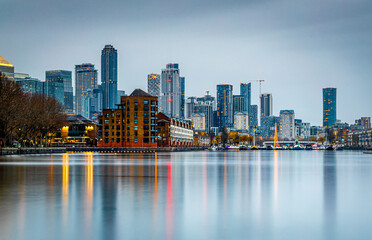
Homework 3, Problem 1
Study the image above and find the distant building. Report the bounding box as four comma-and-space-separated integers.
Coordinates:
279, 110, 295, 140
180, 76, 185, 118
99, 89, 158, 147
15, 73, 44, 95
75, 63, 98, 116
0, 56, 14, 79
101, 45, 118, 110
355, 117, 371, 129
249, 105, 258, 129
147, 74, 160, 97
46, 70, 73, 114
323, 88, 337, 127
194, 92, 215, 133
186, 97, 197, 118
233, 95, 245, 112
261, 115, 279, 138
160, 63, 184, 118
190, 113, 206, 131
217, 84, 233, 129
348, 129, 372, 148
157, 112, 193, 147
295, 120, 310, 139
240, 82, 251, 112
89, 86, 103, 121
260, 93, 273, 123
234, 111, 249, 131
117, 90, 126, 104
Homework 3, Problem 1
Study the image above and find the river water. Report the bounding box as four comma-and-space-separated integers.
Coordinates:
0, 151, 372, 240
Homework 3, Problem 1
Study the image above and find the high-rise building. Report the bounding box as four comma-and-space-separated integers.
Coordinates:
217, 84, 233, 129
249, 105, 258, 129
233, 95, 245, 112
355, 117, 371, 129
190, 113, 206, 131
261, 115, 280, 138
234, 111, 249, 131
147, 74, 160, 97
75, 63, 98, 116
186, 97, 197, 119
260, 93, 273, 120
323, 88, 337, 127
279, 110, 295, 140
89, 86, 103, 121
240, 82, 251, 112
14, 73, 44, 95
101, 45, 118, 110
0, 56, 14, 79
160, 63, 184, 118
46, 70, 73, 113
194, 92, 215, 133
180, 76, 185, 118
45, 78, 64, 106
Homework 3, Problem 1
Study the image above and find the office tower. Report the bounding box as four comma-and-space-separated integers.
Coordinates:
147, 74, 160, 97
249, 105, 258, 129
190, 113, 206, 131
81, 89, 93, 118
261, 116, 280, 138
0, 56, 14, 79
194, 92, 216, 133
101, 44, 118, 109
15, 73, 44, 95
90, 86, 103, 121
323, 88, 337, 127
75, 63, 98, 116
186, 97, 197, 118
234, 111, 249, 131
160, 63, 184, 118
46, 70, 73, 114
279, 110, 295, 140
240, 82, 251, 112
45, 77, 64, 106
217, 84, 233, 129
117, 90, 126, 104
260, 93, 273, 120
233, 95, 245, 112
180, 76, 185, 118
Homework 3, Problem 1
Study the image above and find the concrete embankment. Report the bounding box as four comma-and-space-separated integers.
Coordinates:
0, 147, 67, 156
0, 146, 207, 155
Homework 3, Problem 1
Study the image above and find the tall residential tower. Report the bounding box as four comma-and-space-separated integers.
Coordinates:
101, 45, 118, 109
323, 88, 337, 127
75, 63, 98, 116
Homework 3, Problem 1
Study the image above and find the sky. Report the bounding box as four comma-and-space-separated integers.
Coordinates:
1, 0, 371, 125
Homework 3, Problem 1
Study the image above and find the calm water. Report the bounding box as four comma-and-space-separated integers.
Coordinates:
0, 151, 372, 240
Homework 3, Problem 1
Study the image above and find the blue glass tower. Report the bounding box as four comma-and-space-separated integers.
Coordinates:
180, 76, 185, 118
101, 45, 118, 110
323, 88, 337, 127
240, 82, 251, 112
217, 84, 233, 129
46, 70, 73, 113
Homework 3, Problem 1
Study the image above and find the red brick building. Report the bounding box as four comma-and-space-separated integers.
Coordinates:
157, 112, 193, 147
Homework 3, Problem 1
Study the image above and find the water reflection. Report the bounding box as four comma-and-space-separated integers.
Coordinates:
0, 151, 371, 240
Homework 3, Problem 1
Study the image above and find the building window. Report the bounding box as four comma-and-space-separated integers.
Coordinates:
104, 138, 109, 143
143, 112, 149, 117
144, 125, 149, 130
151, 100, 156, 105
134, 100, 138, 105
134, 119, 138, 124
143, 119, 149, 124
143, 106, 149, 111
144, 138, 149, 143
105, 113, 109, 118
134, 131, 138, 136
127, 132, 130, 136
104, 119, 109, 124
127, 138, 130, 142
134, 126, 138, 130
134, 106, 138, 111
134, 138, 138, 143
116, 113, 120, 118
143, 100, 149, 105
116, 138, 120, 143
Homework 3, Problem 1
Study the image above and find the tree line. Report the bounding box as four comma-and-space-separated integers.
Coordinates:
0, 73, 67, 147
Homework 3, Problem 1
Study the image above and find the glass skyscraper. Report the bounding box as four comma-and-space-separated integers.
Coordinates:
180, 76, 185, 118
101, 45, 118, 110
75, 63, 98, 116
147, 74, 160, 97
260, 93, 273, 123
323, 88, 337, 127
240, 82, 251, 112
233, 95, 245, 112
46, 70, 73, 113
217, 84, 233, 129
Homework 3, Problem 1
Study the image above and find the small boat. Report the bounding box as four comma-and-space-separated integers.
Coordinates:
305, 145, 313, 150
326, 145, 334, 151
239, 145, 248, 150
266, 145, 274, 150
209, 146, 218, 151
293, 145, 304, 150
274, 146, 283, 150
250, 146, 258, 150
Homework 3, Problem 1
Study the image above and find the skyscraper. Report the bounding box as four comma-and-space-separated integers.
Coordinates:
217, 84, 233, 129
240, 82, 251, 112
260, 93, 273, 122
180, 76, 185, 118
147, 74, 160, 97
186, 97, 197, 119
75, 63, 98, 116
233, 95, 245, 112
323, 88, 337, 127
46, 70, 73, 113
101, 45, 118, 110
249, 105, 258, 129
15, 73, 44, 95
261, 115, 280, 138
160, 63, 184, 118
279, 110, 295, 140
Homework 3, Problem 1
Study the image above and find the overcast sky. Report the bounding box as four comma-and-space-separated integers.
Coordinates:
1, 0, 371, 125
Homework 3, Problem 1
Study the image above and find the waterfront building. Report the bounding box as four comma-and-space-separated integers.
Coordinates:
190, 113, 206, 131
0, 56, 14, 79
295, 120, 310, 139
355, 117, 371, 129
279, 110, 295, 140
260, 93, 273, 121
157, 112, 193, 147
323, 87, 337, 127
56, 115, 97, 146
310, 126, 319, 139
159, 63, 185, 119
147, 74, 160, 97
193, 92, 215, 133
46, 70, 73, 114
101, 45, 118, 110
249, 105, 258, 129
234, 111, 249, 131
347, 129, 372, 148
217, 84, 233, 129
240, 82, 251, 112
261, 115, 280, 138
186, 97, 197, 119
98, 89, 158, 147
75, 63, 98, 116
193, 131, 210, 147
233, 95, 245, 112
15, 73, 44, 94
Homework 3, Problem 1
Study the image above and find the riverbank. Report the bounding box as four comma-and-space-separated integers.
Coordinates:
0, 146, 207, 155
